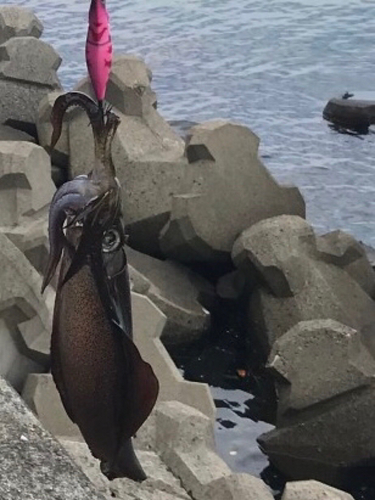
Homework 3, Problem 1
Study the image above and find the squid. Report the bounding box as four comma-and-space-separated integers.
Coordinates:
42, 92, 159, 481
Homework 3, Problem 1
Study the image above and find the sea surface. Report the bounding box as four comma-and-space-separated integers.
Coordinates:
6, 0, 375, 487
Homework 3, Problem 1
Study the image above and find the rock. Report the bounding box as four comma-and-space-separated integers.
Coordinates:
0, 37, 61, 135
0, 5, 43, 45
0, 141, 55, 226
132, 293, 215, 419
0, 123, 35, 142
233, 216, 375, 353
323, 97, 375, 133
67, 56, 185, 255
0, 376, 107, 500
23, 373, 82, 440
60, 439, 190, 500
258, 385, 375, 485
160, 121, 305, 263
0, 233, 52, 390
4, 217, 49, 275
317, 230, 375, 297
268, 319, 375, 418
127, 246, 213, 344
282, 480, 354, 500
155, 401, 273, 500
361, 242, 375, 270
106, 54, 157, 116
36, 91, 69, 168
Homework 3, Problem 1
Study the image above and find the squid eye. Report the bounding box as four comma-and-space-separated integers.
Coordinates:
102, 228, 121, 253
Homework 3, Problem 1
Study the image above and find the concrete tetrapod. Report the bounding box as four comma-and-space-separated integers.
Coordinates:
160, 121, 305, 263
0, 233, 52, 390
127, 246, 213, 344
0, 5, 43, 45
0, 35, 62, 134
232, 215, 375, 353
282, 480, 354, 500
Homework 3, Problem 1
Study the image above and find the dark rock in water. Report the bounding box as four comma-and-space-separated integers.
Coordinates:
323, 97, 375, 133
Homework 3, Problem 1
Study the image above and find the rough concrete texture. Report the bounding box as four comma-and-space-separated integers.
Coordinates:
106, 54, 157, 116
23, 373, 82, 440
258, 385, 375, 485
61, 438, 191, 500
234, 216, 375, 352
160, 121, 305, 263
5, 216, 49, 275
0, 233, 52, 390
67, 56, 185, 255
0, 141, 55, 226
0, 37, 61, 130
129, 292, 215, 418
0, 5, 43, 45
0, 376, 107, 500
282, 480, 354, 500
0, 123, 35, 142
317, 229, 375, 297
36, 90, 69, 168
155, 401, 274, 500
127, 246, 213, 344
268, 319, 375, 416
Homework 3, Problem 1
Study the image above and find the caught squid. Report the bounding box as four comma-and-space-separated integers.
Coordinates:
43, 92, 159, 481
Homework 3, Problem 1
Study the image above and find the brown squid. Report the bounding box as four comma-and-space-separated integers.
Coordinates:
43, 92, 159, 481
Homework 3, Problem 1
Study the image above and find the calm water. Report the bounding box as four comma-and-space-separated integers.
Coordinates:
6, 0, 375, 486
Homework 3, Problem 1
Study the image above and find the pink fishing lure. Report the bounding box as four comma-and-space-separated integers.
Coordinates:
85, 0, 113, 104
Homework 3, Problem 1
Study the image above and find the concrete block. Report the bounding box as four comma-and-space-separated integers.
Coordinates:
127, 246, 212, 344
132, 293, 215, 419
106, 54, 157, 116
317, 229, 375, 297
0, 233, 52, 390
258, 386, 375, 485
282, 480, 354, 500
0, 5, 43, 45
160, 121, 305, 263
155, 401, 215, 453
22, 373, 82, 440
0, 141, 55, 226
0, 37, 61, 130
204, 473, 274, 500
268, 319, 375, 415
0, 36, 60, 87
0, 123, 35, 142
61, 439, 190, 500
0, 376, 107, 500
236, 216, 375, 353
5, 216, 49, 275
